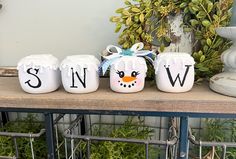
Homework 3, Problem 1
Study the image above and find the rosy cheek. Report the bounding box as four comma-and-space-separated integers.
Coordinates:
112, 76, 121, 85
135, 78, 143, 86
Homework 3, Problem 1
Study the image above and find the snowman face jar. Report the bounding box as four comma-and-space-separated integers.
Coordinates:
17, 54, 60, 94
110, 56, 147, 93
60, 55, 100, 93
154, 52, 195, 93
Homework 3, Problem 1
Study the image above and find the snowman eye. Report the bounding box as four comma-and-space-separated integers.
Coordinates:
116, 70, 125, 78
131, 71, 139, 77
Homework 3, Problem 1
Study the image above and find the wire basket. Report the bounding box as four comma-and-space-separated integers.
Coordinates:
188, 118, 236, 159
0, 113, 46, 159
54, 114, 178, 159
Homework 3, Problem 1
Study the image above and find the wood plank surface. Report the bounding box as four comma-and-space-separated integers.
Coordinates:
0, 67, 17, 77
0, 77, 236, 114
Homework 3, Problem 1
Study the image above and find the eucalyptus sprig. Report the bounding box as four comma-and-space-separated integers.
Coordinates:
110, 0, 233, 80
182, 0, 233, 79
110, 0, 181, 50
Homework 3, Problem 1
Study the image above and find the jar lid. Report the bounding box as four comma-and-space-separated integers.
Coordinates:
17, 54, 59, 71
111, 56, 147, 72
60, 55, 100, 71
154, 52, 195, 73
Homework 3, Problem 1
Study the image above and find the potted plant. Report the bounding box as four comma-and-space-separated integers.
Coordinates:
110, 0, 233, 80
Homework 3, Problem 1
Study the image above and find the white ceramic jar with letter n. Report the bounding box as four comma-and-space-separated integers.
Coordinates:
60, 55, 100, 93
17, 54, 60, 93
154, 52, 195, 93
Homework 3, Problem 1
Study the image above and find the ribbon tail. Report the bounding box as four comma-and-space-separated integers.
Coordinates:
136, 51, 156, 65
99, 57, 119, 76
144, 56, 154, 66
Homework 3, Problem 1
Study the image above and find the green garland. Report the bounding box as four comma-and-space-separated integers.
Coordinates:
110, 0, 233, 80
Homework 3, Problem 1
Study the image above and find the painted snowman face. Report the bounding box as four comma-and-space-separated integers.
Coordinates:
110, 56, 147, 93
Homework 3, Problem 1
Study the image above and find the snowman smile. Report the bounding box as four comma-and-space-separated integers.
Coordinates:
118, 80, 137, 88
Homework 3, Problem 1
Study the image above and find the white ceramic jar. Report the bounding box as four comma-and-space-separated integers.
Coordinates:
110, 56, 147, 93
60, 55, 100, 93
17, 54, 60, 93
154, 52, 195, 93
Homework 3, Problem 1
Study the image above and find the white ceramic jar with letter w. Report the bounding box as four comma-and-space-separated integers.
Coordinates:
154, 52, 195, 93
60, 55, 100, 93
17, 54, 60, 93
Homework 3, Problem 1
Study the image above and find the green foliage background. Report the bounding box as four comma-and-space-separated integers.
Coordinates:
0, 114, 47, 159
110, 0, 233, 80
79, 117, 160, 159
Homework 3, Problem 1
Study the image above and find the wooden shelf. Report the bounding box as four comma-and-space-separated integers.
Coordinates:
0, 77, 236, 114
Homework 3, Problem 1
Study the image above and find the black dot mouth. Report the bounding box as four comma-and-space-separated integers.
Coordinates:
118, 80, 137, 88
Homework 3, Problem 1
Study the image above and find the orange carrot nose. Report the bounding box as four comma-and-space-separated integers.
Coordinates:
122, 76, 136, 82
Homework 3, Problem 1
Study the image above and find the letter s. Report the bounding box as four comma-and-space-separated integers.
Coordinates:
25, 68, 42, 88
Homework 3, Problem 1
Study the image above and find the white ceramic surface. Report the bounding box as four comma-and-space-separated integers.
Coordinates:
210, 27, 236, 96
17, 54, 60, 93
110, 56, 147, 93
154, 52, 195, 93
60, 55, 100, 93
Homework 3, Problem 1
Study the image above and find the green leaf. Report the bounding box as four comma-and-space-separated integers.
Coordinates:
122, 10, 130, 16
206, 38, 212, 46
191, 5, 200, 12
184, 7, 189, 14
207, 2, 213, 13
164, 36, 171, 43
183, 27, 192, 32
136, 27, 142, 34
200, 55, 205, 62
115, 23, 122, 33
180, 2, 187, 8
196, 11, 207, 19
209, 25, 215, 34
202, 20, 211, 27
130, 34, 135, 43
213, 14, 219, 21
192, 0, 199, 4
198, 66, 209, 72
110, 16, 121, 23
212, 38, 223, 49
131, 7, 141, 13
124, 0, 131, 5
123, 41, 130, 48
145, 11, 152, 18
203, 45, 209, 52
126, 17, 132, 25
116, 8, 124, 13
139, 13, 144, 23
190, 19, 199, 26
134, 15, 139, 22
154, 2, 160, 6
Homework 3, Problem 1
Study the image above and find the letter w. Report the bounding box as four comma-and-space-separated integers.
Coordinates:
164, 65, 192, 87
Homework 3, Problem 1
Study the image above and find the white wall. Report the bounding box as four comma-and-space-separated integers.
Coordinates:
0, 0, 123, 66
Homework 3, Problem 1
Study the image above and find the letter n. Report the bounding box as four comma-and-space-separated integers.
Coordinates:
70, 68, 87, 88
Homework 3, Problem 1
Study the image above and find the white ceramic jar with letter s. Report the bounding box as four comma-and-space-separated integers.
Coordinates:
154, 52, 195, 93
17, 54, 60, 93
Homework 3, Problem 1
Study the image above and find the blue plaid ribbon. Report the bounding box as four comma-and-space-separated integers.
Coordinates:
99, 42, 155, 76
